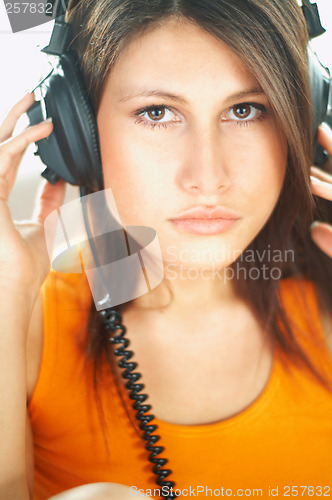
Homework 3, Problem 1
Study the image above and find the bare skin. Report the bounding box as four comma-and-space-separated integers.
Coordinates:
48, 483, 151, 500
0, 93, 66, 499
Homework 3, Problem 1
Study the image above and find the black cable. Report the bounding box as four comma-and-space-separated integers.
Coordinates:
79, 186, 112, 308
79, 186, 178, 499
100, 309, 178, 499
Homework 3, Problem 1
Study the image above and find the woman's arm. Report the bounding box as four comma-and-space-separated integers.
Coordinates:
0, 293, 33, 500
0, 93, 66, 498
0, 288, 43, 499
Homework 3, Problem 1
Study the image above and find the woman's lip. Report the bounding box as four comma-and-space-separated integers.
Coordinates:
170, 218, 239, 235
172, 206, 240, 220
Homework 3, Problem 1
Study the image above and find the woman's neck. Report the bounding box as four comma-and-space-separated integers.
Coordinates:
130, 265, 238, 313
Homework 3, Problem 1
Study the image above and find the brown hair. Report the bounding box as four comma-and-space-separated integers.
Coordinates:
67, 0, 332, 388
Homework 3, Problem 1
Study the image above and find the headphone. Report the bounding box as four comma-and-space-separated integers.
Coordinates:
27, 0, 103, 190
27, 0, 332, 190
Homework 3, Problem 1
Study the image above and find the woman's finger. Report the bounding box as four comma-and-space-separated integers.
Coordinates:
33, 178, 67, 224
0, 93, 36, 143
0, 120, 53, 200
310, 169, 332, 201
4, 151, 28, 196
311, 165, 332, 183
310, 222, 332, 259
316, 122, 332, 156
310, 125, 332, 258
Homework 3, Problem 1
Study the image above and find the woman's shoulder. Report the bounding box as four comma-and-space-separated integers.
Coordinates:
279, 275, 332, 359
26, 288, 44, 402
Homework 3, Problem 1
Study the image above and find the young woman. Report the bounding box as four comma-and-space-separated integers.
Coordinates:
0, 1, 332, 499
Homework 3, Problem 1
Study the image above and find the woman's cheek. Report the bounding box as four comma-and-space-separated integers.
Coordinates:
100, 136, 172, 225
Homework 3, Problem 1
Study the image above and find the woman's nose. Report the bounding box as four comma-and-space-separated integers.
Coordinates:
176, 124, 231, 196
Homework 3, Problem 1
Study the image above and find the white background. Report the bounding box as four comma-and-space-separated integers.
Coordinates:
0, 0, 331, 220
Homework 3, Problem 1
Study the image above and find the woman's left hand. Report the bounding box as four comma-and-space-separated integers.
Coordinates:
310, 123, 332, 259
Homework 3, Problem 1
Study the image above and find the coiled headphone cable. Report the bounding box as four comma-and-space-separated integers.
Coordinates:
79, 187, 178, 499
100, 308, 179, 500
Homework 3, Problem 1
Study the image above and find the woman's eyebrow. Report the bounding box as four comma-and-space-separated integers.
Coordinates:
118, 86, 265, 105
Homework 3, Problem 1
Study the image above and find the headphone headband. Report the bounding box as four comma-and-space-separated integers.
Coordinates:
45, 0, 70, 19
41, 0, 72, 56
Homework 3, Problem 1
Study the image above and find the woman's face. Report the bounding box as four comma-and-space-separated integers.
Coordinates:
97, 18, 287, 272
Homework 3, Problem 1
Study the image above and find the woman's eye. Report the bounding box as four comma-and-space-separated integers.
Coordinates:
222, 103, 267, 126
133, 102, 267, 130
134, 105, 178, 129
145, 107, 168, 121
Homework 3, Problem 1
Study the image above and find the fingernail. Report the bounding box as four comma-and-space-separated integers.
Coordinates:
320, 122, 332, 136
43, 117, 53, 123
310, 221, 321, 230
310, 175, 324, 184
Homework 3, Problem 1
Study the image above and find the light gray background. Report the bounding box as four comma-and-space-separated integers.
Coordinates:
0, 0, 331, 220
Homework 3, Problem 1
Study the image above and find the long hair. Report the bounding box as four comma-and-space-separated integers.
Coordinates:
67, 0, 332, 389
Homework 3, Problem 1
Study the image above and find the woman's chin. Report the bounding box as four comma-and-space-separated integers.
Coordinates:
163, 260, 236, 280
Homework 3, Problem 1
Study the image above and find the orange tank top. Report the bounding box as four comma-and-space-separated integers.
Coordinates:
28, 271, 332, 499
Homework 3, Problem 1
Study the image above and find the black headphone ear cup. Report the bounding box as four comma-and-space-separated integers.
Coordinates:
44, 50, 104, 190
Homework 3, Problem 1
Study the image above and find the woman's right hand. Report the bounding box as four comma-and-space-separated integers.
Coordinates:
0, 93, 66, 307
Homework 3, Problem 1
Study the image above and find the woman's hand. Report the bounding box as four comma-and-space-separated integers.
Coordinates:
310, 123, 332, 259
0, 93, 66, 307
48, 482, 153, 499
